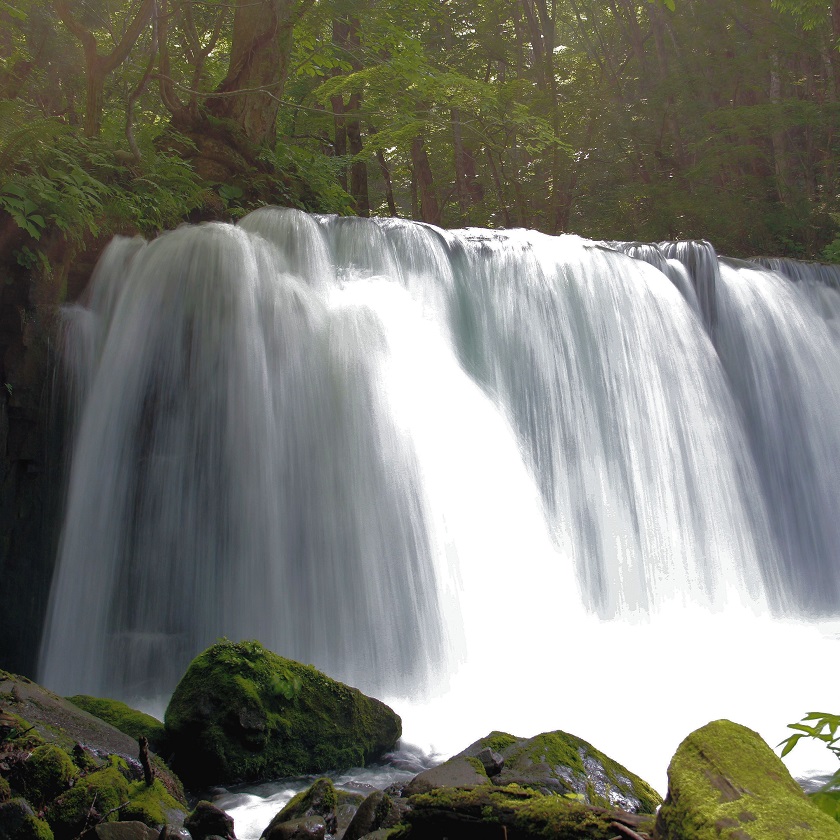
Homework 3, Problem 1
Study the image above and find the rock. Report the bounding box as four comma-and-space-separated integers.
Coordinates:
65, 697, 167, 754
476, 748, 504, 777
260, 778, 363, 840
404, 729, 661, 814
184, 802, 235, 840
93, 822, 159, 840
47, 757, 187, 840
16, 745, 77, 807
342, 791, 401, 840
0, 672, 185, 807
656, 718, 840, 839
404, 783, 653, 840
164, 640, 401, 788
490, 730, 661, 812
261, 817, 324, 840
402, 755, 490, 796
0, 798, 54, 840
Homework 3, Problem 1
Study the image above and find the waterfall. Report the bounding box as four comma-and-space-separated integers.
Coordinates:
39, 210, 840, 787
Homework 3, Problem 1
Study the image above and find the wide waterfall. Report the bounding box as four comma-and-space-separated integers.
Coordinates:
39, 208, 840, 789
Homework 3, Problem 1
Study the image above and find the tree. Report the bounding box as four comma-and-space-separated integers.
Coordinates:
53, 0, 155, 137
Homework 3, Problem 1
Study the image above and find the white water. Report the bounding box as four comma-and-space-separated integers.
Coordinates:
39, 209, 840, 796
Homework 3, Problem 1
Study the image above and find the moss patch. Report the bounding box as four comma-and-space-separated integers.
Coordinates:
19, 745, 78, 807
66, 697, 166, 753
164, 639, 401, 788
656, 719, 840, 839
46, 757, 132, 840
406, 784, 623, 839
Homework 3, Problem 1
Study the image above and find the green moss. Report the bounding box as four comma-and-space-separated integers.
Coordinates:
164, 639, 401, 788
479, 732, 518, 754
657, 719, 840, 839
0, 776, 12, 801
66, 696, 166, 751
465, 756, 489, 777
46, 757, 131, 840
17, 814, 55, 840
121, 779, 186, 827
494, 730, 661, 813
407, 784, 619, 839
20, 745, 77, 806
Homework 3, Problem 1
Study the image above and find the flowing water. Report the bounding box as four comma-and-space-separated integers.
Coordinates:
39, 209, 840, 795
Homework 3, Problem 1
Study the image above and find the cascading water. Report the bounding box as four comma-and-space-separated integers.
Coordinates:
39, 209, 840, 791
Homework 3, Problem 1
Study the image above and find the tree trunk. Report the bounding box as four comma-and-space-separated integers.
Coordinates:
207, 0, 297, 147
411, 136, 441, 225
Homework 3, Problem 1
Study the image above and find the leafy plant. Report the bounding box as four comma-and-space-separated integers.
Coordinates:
779, 712, 840, 823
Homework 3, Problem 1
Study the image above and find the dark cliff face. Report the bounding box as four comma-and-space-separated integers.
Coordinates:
0, 216, 95, 679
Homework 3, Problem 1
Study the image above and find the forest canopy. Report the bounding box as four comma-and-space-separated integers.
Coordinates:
1, 0, 839, 262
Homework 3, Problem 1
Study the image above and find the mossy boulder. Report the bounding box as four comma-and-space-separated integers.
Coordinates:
184, 801, 235, 840
46, 756, 186, 840
342, 790, 402, 840
0, 799, 54, 840
260, 778, 364, 840
656, 719, 840, 839
0, 671, 184, 806
17, 744, 78, 807
405, 729, 660, 814
405, 783, 654, 840
65, 697, 167, 754
164, 640, 401, 788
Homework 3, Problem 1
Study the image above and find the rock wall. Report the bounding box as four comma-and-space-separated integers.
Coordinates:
0, 214, 95, 679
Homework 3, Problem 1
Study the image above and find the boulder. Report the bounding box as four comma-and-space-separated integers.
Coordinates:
404, 783, 654, 840
342, 791, 401, 840
260, 778, 363, 840
404, 729, 661, 814
66, 697, 167, 754
656, 718, 840, 839
184, 801, 235, 840
16, 745, 77, 807
0, 672, 185, 807
164, 641, 401, 788
0, 798, 54, 840
260, 817, 325, 840
46, 757, 186, 840
92, 822, 159, 840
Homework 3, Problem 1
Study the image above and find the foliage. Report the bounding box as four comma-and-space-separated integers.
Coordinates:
779, 712, 840, 823
0, 0, 838, 260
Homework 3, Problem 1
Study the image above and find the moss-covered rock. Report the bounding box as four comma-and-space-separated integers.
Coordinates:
46, 757, 132, 840
342, 790, 402, 840
656, 719, 840, 839
260, 778, 364, 840
164, 640, 401, 788
0, 798, 55, 840
46, 756, 186, 840
184, 800, 235, 840
404, 729, 660, 814
0, 671, 184, 806
18, 744, 78, 806
405, 783, 652, 840
0, 776, 12, 802
65, 697, 167, 754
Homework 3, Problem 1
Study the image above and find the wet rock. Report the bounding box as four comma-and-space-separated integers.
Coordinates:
656, 719, 840, 839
